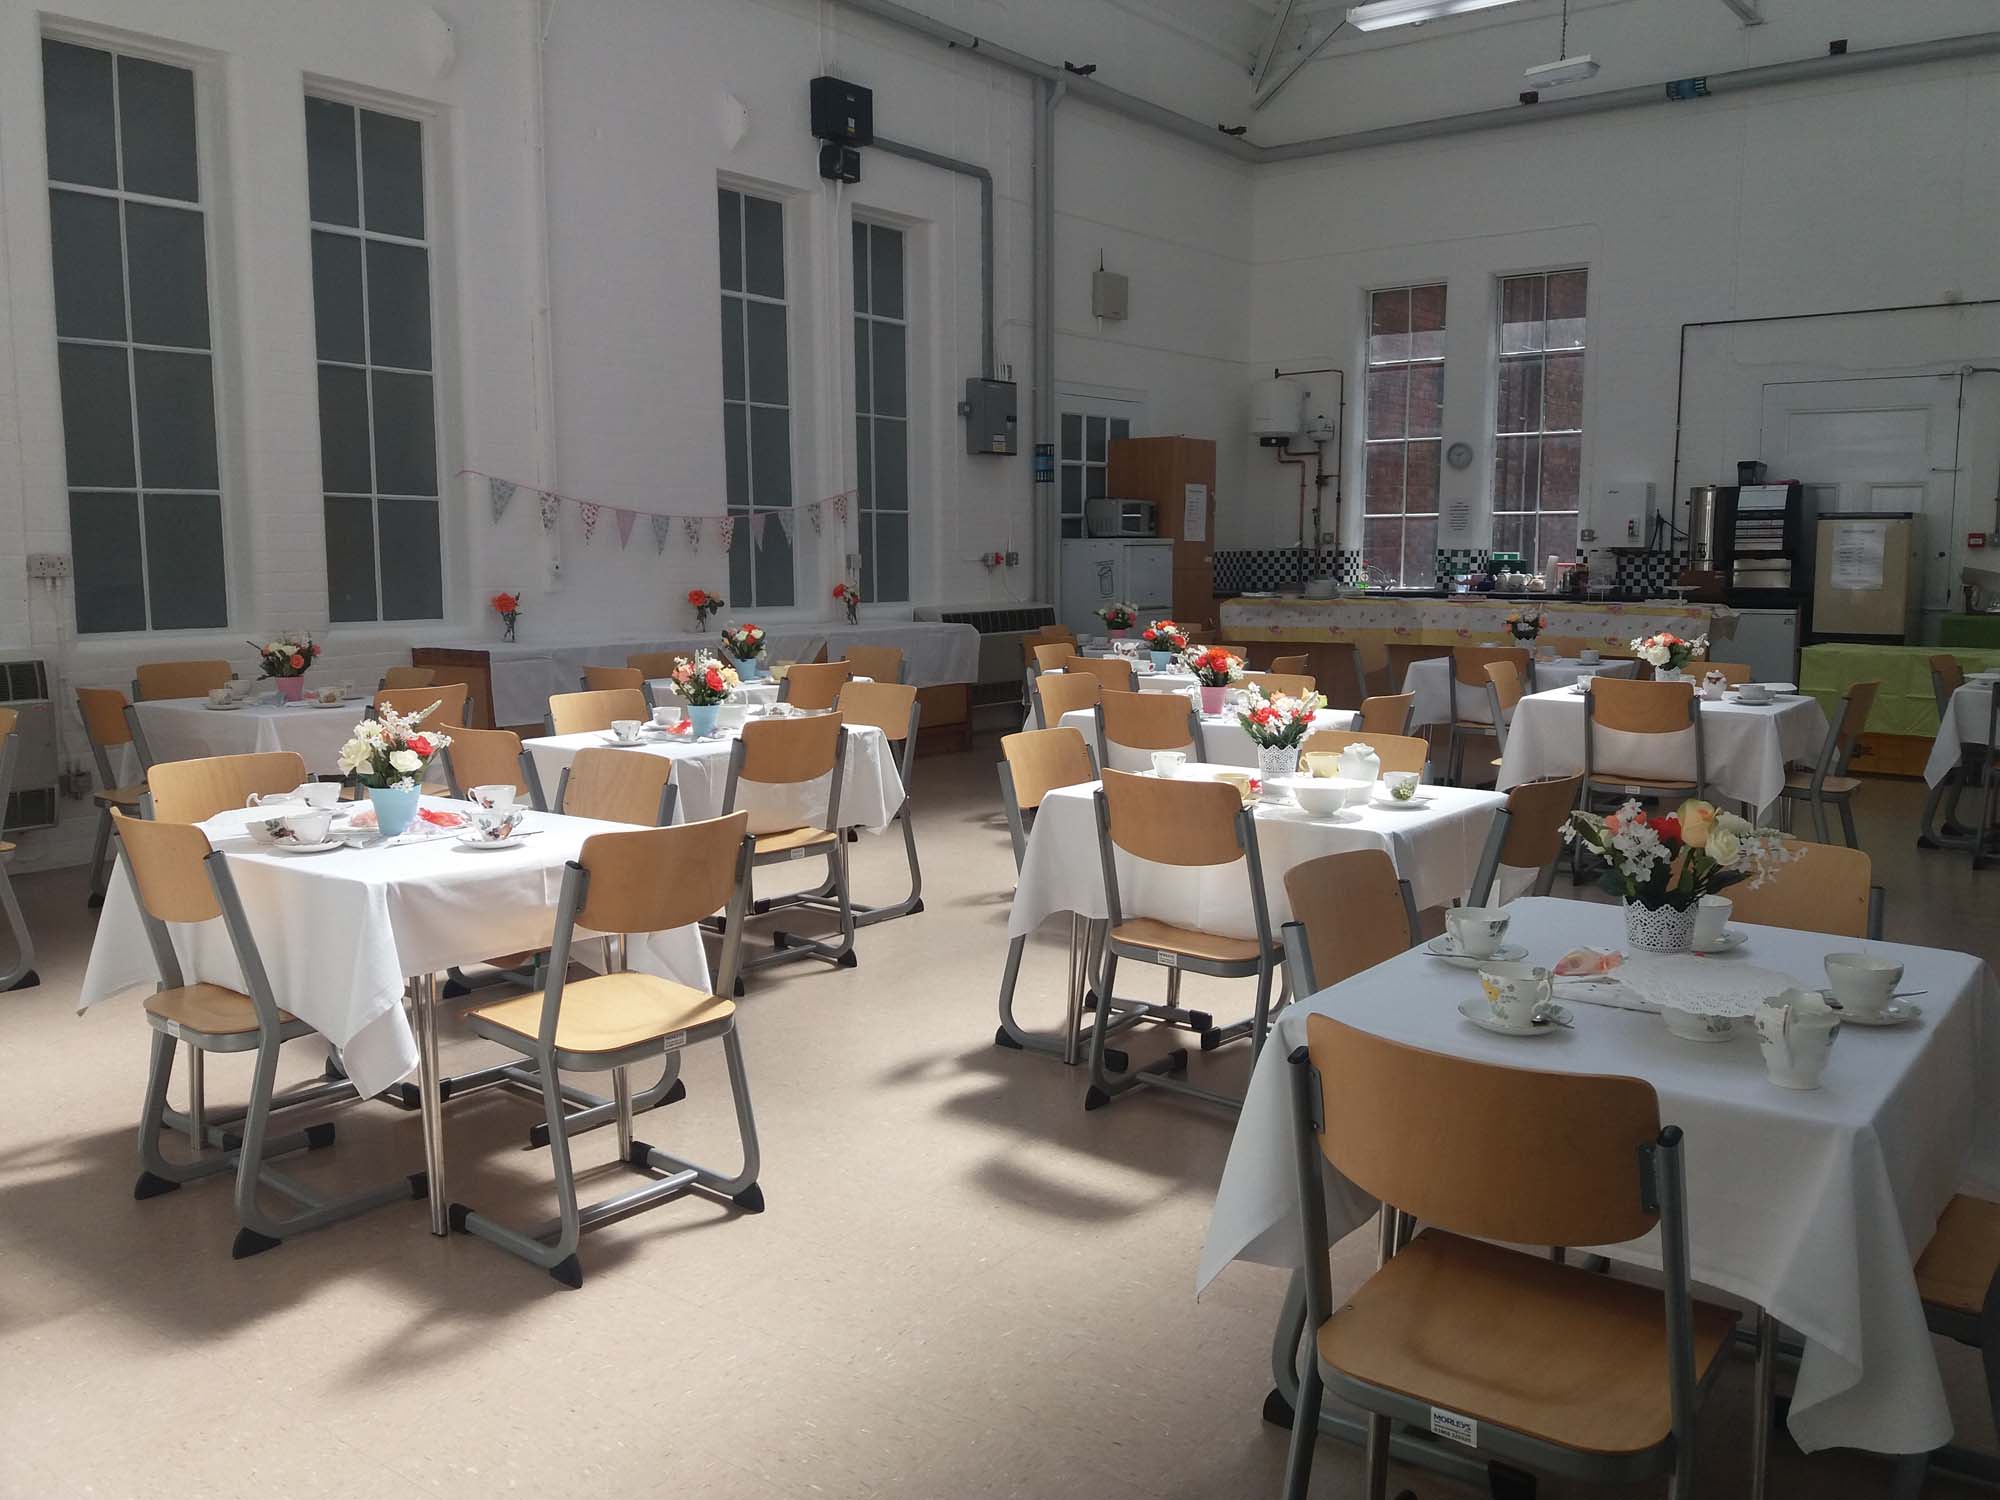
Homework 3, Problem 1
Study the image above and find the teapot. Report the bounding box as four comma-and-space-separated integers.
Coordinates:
1700, 669, 1729, 701
1336, 742, 1381, 783
1754, 988, 1841, 1090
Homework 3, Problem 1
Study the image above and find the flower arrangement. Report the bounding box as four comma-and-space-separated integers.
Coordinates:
670, 652, 740, 706
1181, 646, 1244, 688
1141, 620, 1189, 654
490, 590, 522, 643
719, 623, 766, 663
1506, 611, 1549, 644
1632, 631, 1707, 675
1237, 687, 1327, 749
338, 702, 451, 790
249, 633, 320, 679
1563, 798, 1791, 912
1096, 601, 1138, 632
689, 588, 725, 631
833, 579, 860, 625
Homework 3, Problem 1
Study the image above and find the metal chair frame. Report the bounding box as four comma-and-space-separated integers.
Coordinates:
1919, 663, 1982, 850
723, 723, 857, 975
78, 689, 142, 907
1576, 685, 1708, 880
0, 726, 37, 990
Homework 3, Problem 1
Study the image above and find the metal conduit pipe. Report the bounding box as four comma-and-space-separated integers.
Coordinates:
1034, 79, 1064, 606
872, 137, 995, 379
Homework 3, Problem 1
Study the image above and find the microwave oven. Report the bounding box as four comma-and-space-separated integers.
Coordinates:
1085, 498, 1157, 537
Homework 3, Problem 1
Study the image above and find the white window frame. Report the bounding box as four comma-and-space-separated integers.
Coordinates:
1359, 281, 1446, 590
718, 182, 800, 612
1056, 386, 1144, 540
852, 216, 910, 604
1489, 267, 1588, 571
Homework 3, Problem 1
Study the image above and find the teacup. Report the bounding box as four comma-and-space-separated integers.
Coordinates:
467, 807, 526, 842
469, 784, 516, 811
1151, 750, 1187, 779
1577, 649, 1600, 665
1738, 683, 1773, 705
1447, 906, 1510, 958
609, 719, 643, 744
1574, 673, 1595, 692
1303, 753, 1342, 779
1823, 953, 1903, 1017
1755, 988, 1840, 1089
1382, 771, 1421, 802
1477, 960, 1552, 1029
224, 680, 255, 702
651, 705, 678, 727
313, 685, 343, 706
206, 687, 231, 706
1692, 895, 1732, 947
246, 807, 333, 846
1212, 769, 1253, 802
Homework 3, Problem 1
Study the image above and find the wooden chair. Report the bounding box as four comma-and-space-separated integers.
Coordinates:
379, 666, 436, 691
1032, 641, 1080, 672
842, 644, 905, 684
110, 810, 417, 1258
1085, 769, 1282, 1113
1896, 1195, 2000, 1497
1095, 689, 1201, 773
150, 752, 309, 823
1446, 646, 1530, 784
1280, 850, 1417, 994
546, 688, 648, 737
442, 725, 536, 807
1243, 672, 1316, 700
1299, 728, 1429, 778
627, 650, 694, 681
1357, 693, 1414, 735
455, 813, 763, 1288
1582, 677, 1706, 810
1923, 655, 1982, 848
0, 710, 37, 990
1466, 774, 1585, 907
580, 665, 645, 694
834, 681, 925, 926
75, 687, 148, 908
1931, 653, 1967, 713
373, 683, 469, 727
1282, 1015, 1739, 1500
133, 659, 232, 702
1726, 839, 1881, 939
1270, 654, 1309, 676
723, 713, 856, 976
778, 660, 852, 711
1063, 656, 1136, 694
1483, 659, 1526, 769
555, 747, 676, 827
1779, 681, 1878, 848
1034, 670, 1100, 731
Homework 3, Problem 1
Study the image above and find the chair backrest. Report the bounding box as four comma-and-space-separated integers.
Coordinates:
1298, 728, 1428, 776
1032, 641, 1079, 672
149, 751, 309, 823
1357, 693, 1414, 735
0, 706, 14, 742
1000, 727, 1095, 812
573, 812, 751, 935
1385, 643, 1451, 694
1035, 671, 1100, 729
1064, 656, 1135, 693
1269, 654, 1309, 676
582, 665, 645, 693
1726, 839, 1871, 938
1452, 644, 1530, 689
1098, 690, 1198, 753
1306, 1013, 1663, 1248
380, 666, 436, 691
1833, 679, 1880, 766
1484, 660, 1524, 719
442, 724, 528, 798
628, 650, 693, 680
1494, 772, 1582, 873
1283, 850, 1414, 989
782, 660, 852, 711
77, 687, 134, 748
836, 680, 919, 743
1099, 768, 1242, 868
737, 712, 843, 785
1930, 654, 1966, 716
1698, 660, 1753, 685
134, 660, 231, 701
1198, 643, 1252, 661
842, 645, 904, 684
1242, 672, 1315, 700
561, 746, 676, 826
110, 809, 221, 923
0, 709, 17, 807
374, 684, 469, 727
547, 688, 648, 736
1589, 675, 1693, 735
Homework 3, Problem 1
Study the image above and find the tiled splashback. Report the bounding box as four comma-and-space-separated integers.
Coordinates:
1214, 547, 1631, 593
1613, 550, 1688, 594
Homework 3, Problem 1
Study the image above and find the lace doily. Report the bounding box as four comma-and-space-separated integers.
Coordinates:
1611, 955, 1806, 1017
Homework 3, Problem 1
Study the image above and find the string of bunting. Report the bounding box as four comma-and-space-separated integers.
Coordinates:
463, 468, 854, 553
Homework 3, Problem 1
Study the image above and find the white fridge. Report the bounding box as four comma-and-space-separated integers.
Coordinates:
1059, 539, 1174, 637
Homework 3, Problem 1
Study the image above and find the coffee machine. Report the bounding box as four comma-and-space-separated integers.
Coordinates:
1717, 481, 1808, 598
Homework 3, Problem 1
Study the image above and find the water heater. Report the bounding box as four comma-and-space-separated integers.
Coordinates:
1250, 377, 1304, 441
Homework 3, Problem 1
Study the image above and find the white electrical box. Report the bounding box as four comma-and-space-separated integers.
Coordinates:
1601, 482, 1655, 537
1091, 269, 1129, 321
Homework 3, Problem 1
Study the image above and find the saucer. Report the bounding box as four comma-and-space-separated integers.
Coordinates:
1457, 997, 1571, 1036
1370, 793, 1431, 811
270, 838, 344, 855
458, 834, 524, 850
1830, 1000, 1922, 1027
1690, 928, 1747, 954
602, 733, 647, 747
1425, 937, 1529, 968
204, 702, 243, 712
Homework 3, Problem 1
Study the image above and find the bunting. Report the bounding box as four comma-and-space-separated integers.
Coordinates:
777, 510, 796, 544
651, 515, 673, 554
578, 501, 601, 543
749, 513, 769, 550
615, 509, 637, 549
488, 477, 517, 522
830, 493, 850, 524
539, 492, 561, 531
718, 516, 737, 554
682, 517, 702, 554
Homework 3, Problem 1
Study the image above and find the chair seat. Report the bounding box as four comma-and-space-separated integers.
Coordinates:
481, 951, 543, 970
144, 983, 294, 1036
1317, 1231, 1738, 1457
1584, 773, 1699, 794
468, 972, 733, 1057
1916, 1194, 2000, 1316
1783, 771, 1861, 796
755, 825, 838, 856
0, 839, 12, 854
1109, 917, 1265, 965
96, 784, 146, 807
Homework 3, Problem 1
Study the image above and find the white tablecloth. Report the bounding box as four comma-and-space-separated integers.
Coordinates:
1401, 655, 1637, 728
1042, 705, 1359, 771
1497, 686, 1829, 812
1009, 774, 1505, 938
1198, 896, 2000, 1457
1925, 681, 1997, 786
76, 801, 712, 1097
646, 678, 782, 711
523, 721, 904, 834
126, 697, 369, 778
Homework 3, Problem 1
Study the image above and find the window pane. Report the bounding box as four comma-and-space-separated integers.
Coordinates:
1361, 516, 1401, 581
70, 491, 144, 632
1060, 466, 1081, 508
718, 299, 745, 402
717, 190, 742, 293
1537, 511, 1579, 564
752, 509, 793, 606
872, 511, 909, 602
1406, 441, 1440, 513
1544, 351, 1585, 430
1085, 466, 1107, 501
871, 419, 907, 510
1060, 412, 1082, 461
722, 404, 748, 509
125, 203, 210, 349
855, 416, 872, 506
1410, 282, 1447, 361
311, 231, 365, 363
1492, 435, 1540, 512
370, 370, 436, 495
118, 56, 199, 202
143, 493, 226, 628
1546, 269, 1587, 349
1368, 288, 1410, 365
727, 516, 752, 602
133, 349, 218, 490
48, 189, 125, 340
366, 240, 432, 370
851, 315, 870, 412
324, 495, 378, 622
1540, 434, 1581, 507
1110, 418, 1131, 442
869, 225, 904, 319
305, 97, 359, 226
748, 405, 791, 511
744, 300, 788, 405
741, 195, 784, 298
359, 109, 424, 238
1366, 366, 1408, 440
57, 343, 135, 487
1086, 416, 1106, 463
851, 220, 868, 312
1407, 364, 1443, 438
43, 40, 117, 188
378, 497, 443, 619
870, 321, 905, 417
1495, 357, 1542, 434
317, 364, 371, 493
1401, 515, 1436, 589
1363, 445, 1404, 514
1500, 275, 1545, 354
1491, 510, 1527, 559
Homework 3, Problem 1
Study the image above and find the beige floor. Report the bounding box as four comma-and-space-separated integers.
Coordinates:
0, 744, 1993, 1498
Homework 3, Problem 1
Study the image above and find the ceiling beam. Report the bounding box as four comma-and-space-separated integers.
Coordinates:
1719, 0, 1764, 24
1250, 0, 1301, 89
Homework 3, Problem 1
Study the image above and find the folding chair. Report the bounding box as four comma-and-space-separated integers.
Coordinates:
1242, 672, 1316, 700
1726, 838, 1882, 939
149, 752, 309, 823
1279, 850, 1418, 996
580, 665, 646, 694
75, 687, 148, 908
133, 659, 232, 702
1466, 773, 1584, 907
379, 666, 436, 691
1892, 1195, 2000, 1497
1283, 1015, 1742, 1500
831, 680, 924, 926
0, 711, 37, 990
451, 814, 764, 1288
1920, 655, 1979, 847
1445, 646, 1530, 784
1357, 693, 1415, 735
1778, 681, 1877, 849
842, 644, 906, 684
547, 688, 648, 736
1064, 655, 1136, 694
373, 683, 469, 725
1298, 728, 1429, 779
442, 724, 538, 808
1094, 689, 1202, 773
1034, 670, 1099, 732
778, 660, 852, 711
725, 713, 856, 975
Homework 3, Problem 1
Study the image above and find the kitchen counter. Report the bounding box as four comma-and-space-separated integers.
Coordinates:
1219, 593, 1733, 647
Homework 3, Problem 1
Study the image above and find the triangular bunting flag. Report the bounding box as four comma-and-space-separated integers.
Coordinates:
615, 509, 637, 549
807, 502, 823, 535
651, 515, 673, 554
578, 501, 601, 543
488, 477, 517, 522
776, 509, 795, 544
682, 517, 702, 554
538, 491, 561, 531
749, 513, 769, 550
718, 516, 737, 553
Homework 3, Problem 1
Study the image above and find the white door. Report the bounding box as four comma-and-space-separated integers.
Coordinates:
1057, 389, 1146, 540
1759, 376, 1961, 620
1122, 541, 1174, 609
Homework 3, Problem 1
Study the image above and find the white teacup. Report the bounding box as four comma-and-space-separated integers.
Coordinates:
1150, 751, 1187, 779
206, 687, 230, 706
1738, 683, 1772, 705
1478, 960, 1552, 1029
467, 807, 526, 842
1755, 988, 1840, 1089
1692, 895, 1732, 947
1574, 673, 1595, 692
469, 783, 515, 811
314, 685, 344, 705
246, 807, 333, 846
609, 719, 643, 744
1577, 649, 1600, 665
293, 781, 341, 810
1447, 906, 1510, 958
651, 705, 678, 727
1823, 953, 1903, 1017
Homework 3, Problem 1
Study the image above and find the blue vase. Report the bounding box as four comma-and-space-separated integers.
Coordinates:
737, 654, 762, 680
1151, 651, 1173, 671
689, 703, 720, 738
369, 784, 421, 838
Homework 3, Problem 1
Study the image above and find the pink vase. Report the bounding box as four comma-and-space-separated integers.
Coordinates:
275, 676, 305, 702
1109, 628, 1130, 639
1200, 684, 1226, 715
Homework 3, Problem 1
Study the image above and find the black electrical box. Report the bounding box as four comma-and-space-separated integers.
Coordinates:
818, 143, 861, 184
810, 76, 873, 146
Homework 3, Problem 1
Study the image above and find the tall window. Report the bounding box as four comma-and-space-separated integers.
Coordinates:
44, 38, 226, 633
1492, 269, 1587, 569
1361, 283, 1445, 588
1059, 410, 1130, 539
719, 187, 795, 608
853, 221, 908, 603
306, 95, 443, 622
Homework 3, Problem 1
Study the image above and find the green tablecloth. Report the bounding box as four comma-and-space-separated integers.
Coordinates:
1938, 615, 2000, 649
1799, 643, 2000, 736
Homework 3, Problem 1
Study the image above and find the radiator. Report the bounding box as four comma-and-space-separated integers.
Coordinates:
1, 660, 58, 832
913, 604, 1056, 710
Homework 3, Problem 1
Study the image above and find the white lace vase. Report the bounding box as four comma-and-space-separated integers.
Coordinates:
1258, 744, 1299, 785
1623, 899, 1696, 952
1655, 667, 1687, 683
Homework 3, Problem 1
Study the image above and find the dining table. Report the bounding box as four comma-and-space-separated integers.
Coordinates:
1198, 895, 2000, 1462
1400, 653, 1637, 728
124, 694, 372, 781
76, 797, 714, 1234
1038, 704, 1359, 771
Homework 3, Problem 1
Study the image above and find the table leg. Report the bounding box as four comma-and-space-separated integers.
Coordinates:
414, 972, 448, 1235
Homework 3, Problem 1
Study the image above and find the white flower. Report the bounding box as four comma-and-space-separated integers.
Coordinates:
388, 748, 423, 774
337, 740, 374, 774
1707, 827, 1742, 865
1714, 810, 1752, 838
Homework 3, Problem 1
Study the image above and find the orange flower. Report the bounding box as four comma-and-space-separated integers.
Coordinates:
288, 653, 305, 670
688, 589, 708, 607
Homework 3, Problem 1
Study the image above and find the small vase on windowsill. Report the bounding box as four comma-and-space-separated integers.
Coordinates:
1257, 743, 1299, 786
274, 676, 305, 703
1623, 899, 1696, 952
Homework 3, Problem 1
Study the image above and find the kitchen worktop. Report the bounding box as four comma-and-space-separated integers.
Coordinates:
1219, 592, 1735, 647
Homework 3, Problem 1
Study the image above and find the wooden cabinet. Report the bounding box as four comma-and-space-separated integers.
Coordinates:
1108, 436, 1216, 626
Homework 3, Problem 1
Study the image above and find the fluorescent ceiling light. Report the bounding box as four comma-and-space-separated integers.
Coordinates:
1345, 0, 1524, 32
1525, 53, 1600, 86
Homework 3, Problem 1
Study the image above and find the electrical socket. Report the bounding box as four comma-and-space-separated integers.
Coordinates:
26, 552, 70, 580
1005, 550, 1019, 567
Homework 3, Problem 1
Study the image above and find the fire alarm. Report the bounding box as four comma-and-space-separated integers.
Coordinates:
1970, 533, 1988, 549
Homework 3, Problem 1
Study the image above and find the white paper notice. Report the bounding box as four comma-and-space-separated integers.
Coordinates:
1183, 484, 1208, 542
1829, 522, 1886, 590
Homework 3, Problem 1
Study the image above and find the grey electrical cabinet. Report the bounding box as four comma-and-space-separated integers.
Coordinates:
962, 378, 1018, 456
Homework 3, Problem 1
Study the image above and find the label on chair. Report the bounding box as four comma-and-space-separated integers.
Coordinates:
1156, 950, 1179, 967
1429, 1408, 1478, 1447
790, 848, 807, 860
662, 1032, 687, 1053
